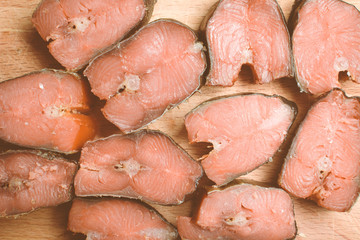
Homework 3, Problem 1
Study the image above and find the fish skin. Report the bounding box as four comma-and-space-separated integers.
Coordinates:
84, 19, 207, 133
177, 184, 297, 240
203, 0, 293, 86
185, 93, 297, 186
0, 69, 96, 154
32, 0, 156, 71
68, 198, 178, 240
290, 0, 360, 95
279, 88, 360, 212
0, 150, 76, 217
74, 130, 203, 205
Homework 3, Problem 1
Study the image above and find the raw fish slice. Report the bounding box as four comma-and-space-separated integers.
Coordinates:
32, 0, 155, 71
0, 70, 96, 153
185, 93, 297, 186
291, 0, 360, 94
0, 151, 76, 217
68, 198, 178, 240
279, 89, 360, 211
74, 130, 202, 205
204, 0, 292, 86
84, 19, 206, 133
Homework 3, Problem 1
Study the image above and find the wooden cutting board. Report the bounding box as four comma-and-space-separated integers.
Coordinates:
0, 0, 360, 239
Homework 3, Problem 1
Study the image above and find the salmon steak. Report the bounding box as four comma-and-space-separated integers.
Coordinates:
279, 89, 360, 211
185, 93, 297, 186
177, 184, 297, 240
0, 70, 96, 153
291, 0, 360, 95
68, 198, 178, 240
32, 0, 155, 71
74, 130, 202, 205
203, 0, 292, 86
84, 19, 206, 133
0, 151, 76, 217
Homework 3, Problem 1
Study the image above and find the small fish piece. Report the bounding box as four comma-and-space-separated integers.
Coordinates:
74, 130, 203, 205
0, 70, 96, 154
185, 93, 297, 186
84, 19, 206, 133
290, 0, 360, 95
32, 0, 156, 71
177, 184, 297, 240
279, 89, 360, 211
68, 198, 178, 240
0, 151, 76, 217
203, 0, 292, 86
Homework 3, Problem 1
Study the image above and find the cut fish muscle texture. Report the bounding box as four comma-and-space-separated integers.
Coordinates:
0, 70, 96, 154
84, 19, 206, 133
279, 89, 360, 211
32, 0, 154, 71
185, 93, 297, 186
177, 184, 297, 240
204, 0, 292, 86
74, 130, 203, 205
291, 0, 360, 95
68, 198, 178, 240
0, 151, 76, 217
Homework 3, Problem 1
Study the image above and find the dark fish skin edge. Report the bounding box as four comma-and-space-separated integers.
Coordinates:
278, 88, 360, 212
190, 182, 297, 240
85, 18, 207, 134
185, 92, 298, 187
288, 0, 360, 94
198, 0, 294, 85
0, 69, 94, 155
77, 129, 204, 206
0, 149, 77, 218
68, 197, 179, 239
32, 0, 158, 72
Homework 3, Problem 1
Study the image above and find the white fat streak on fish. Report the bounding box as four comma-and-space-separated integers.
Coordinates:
333, 56, 349, 72
224, 211, 249, 227
139, 227, 177, 240
113, 158, 145, 178
208, 137, 229, 152
189, 42, 204, 53
70, 17, 91, 33
44, 105, 66, 118
86, 232, 102, 240
259, 103, 292, 138
118, 73, 141, 92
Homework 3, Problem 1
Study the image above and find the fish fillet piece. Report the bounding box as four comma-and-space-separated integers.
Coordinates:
0, 70, 96, 153
74, 130, 202, 205
32, 0, 154, 71
84, 19, 206, 133
177, 184, 297, 240
291, 0, 360, 95
279, 89, 360, 211
68, 198, 178, 240
204, 0, 292, 86
0, 151, 76, 217
185, 93, 297, 186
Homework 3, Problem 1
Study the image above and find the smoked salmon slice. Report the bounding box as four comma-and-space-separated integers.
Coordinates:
291, 0, 360, 95
84, 19, 206, 133
0, 151, 76, 217
0, 70, 96, 153
203, 0, 292, 86
177, 184, 297, 240
68, 198, 178, 240
185, 93, 297, 186
279, 89, 360, 211
74, 130, 202, 205
32, 0, 155, 71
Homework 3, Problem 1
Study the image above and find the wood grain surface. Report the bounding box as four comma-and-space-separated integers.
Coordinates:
1, 0, 360, 239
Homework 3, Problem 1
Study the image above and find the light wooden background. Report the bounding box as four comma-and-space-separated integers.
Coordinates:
1, 0, 360, 239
